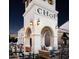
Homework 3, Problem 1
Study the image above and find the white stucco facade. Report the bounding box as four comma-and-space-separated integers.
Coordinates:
17, 28, 24, 45
18, 0, 59, 54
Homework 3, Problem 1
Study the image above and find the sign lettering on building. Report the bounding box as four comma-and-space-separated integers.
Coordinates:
36, 8, 56, 19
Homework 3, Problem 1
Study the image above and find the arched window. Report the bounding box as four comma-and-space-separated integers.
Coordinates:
25, 0, 32, 7
26, 28, 31, 37
26, 0, 29, 7
41, 26, 53, 48
45, 31, 51, 47
48, 0, 53, 5
29, 0, 32, 3
43, 0, 46, 1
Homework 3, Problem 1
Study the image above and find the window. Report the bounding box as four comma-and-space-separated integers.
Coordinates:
45, 31, 51, 47
29, 0, 32, 3
30, 38, 32, 47
26, 28, 31, 37
26, 0, 32, 7
43, 0, 46, 1
48, 0, 53, 5
27, 0, 29, 7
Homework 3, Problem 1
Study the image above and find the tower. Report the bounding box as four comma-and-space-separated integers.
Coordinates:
23, 0, 58, 54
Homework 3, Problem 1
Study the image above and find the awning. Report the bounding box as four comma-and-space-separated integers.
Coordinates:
59, 21, 69, 33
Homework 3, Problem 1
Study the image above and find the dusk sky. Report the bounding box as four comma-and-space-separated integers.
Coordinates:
9, 0, 69, 34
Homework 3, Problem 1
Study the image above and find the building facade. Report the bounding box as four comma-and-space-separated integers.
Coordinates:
18, 0, 58, 54
17, 28, 24, 45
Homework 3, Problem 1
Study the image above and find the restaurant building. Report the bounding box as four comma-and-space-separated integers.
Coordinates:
18, 0, 59, 55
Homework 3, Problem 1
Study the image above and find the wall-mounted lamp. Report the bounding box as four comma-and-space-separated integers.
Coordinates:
37, 19, 40, 25
30, 21, 33, 25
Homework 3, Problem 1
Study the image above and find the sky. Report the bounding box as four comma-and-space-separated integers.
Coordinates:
9, 0, 69, 34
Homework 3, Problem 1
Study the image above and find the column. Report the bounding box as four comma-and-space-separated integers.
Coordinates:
53, 29, 58, 50
32, 33, 41, 54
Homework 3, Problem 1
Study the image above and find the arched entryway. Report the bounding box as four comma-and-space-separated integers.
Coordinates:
25, 27, 32, 52
41, 26, 54, 50
26, 27, 31, 38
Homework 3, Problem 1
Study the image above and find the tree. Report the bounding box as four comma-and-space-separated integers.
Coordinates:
9, 35, 17, 43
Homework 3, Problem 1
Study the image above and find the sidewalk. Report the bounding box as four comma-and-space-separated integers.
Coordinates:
9, 55, 19, 59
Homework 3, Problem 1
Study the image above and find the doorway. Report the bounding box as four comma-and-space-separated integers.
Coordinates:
25, 27, 32, 52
